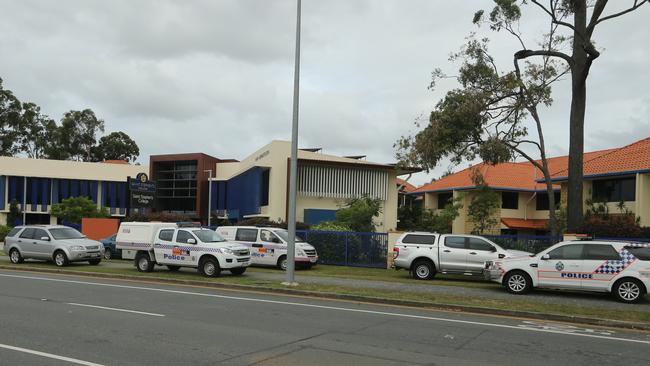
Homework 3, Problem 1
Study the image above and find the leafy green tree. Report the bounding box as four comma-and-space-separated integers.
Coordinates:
398, 197, 462, 233
91, 131, 140, 162
335, 196, 382, 233
16, 102, 58, 159
57, 109, 105, 161
472, 0, 649, 232
0, 77, 22, 156
467, 170, 500, 235
396, 34, 565, 236
51, 196, 109, 224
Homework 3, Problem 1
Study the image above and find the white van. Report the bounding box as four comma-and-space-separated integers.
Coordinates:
216, 226, 318, 270
116, 222, 251, 277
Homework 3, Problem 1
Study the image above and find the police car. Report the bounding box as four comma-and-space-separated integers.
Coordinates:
484, 240, 650, 303
116, 222, 251, 277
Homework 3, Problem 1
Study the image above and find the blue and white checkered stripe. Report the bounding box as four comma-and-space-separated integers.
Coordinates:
594, 247, 642, 274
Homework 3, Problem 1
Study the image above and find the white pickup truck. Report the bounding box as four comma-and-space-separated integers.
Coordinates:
116, 222, 251, 277
392, 232, 531, 280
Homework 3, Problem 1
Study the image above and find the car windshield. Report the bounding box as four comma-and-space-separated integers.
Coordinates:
49, 228, 85, 240
273, 229, 304, 243
192, 230, 226, 243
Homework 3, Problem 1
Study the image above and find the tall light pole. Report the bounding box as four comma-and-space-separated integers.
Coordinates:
204, 170, 213, 228
285, 0, 301, 286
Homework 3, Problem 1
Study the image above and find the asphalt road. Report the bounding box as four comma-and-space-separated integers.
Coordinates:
1, 270, 649, 366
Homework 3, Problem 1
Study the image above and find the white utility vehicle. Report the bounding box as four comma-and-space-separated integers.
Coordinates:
484, 240, 650, 303
116, 222, 251, 277
392, 232, 531, 280
216, 226, 318, 270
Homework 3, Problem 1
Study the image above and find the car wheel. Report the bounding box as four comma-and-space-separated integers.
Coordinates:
230, 267, 246, 275
9, 248, 24, 264
504, 271, 532, 294
411, 259, 435, 280
135, 253, 154, 272
277, 255, 287, 271
88, 259, 101, 265
53, 251, 69, 267
167, 265, 180, 272
103, 249, 112, 260
613, 278, 645, 303
199, 257, 221, 277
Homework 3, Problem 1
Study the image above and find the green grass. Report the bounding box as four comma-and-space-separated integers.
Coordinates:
1, 260, 649, 324
247, 264, 499, 289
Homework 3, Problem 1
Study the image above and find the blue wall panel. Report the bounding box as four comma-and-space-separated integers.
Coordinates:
8, 176, 24, 204
30, 178, 38, 211
80, 181, 89, 197
70, 180, 79, 197
90, 181, 98, 203
51, 179, 59, 204
119, 182, 126, 214
0, 176, 5, 210
304, 209, 337, 225
109, 182, 116, 214
61, 180, 69, 199
102, 182, 108, 208
41, 179, 50, 211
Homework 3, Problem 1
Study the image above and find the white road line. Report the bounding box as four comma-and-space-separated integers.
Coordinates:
67, 302, 165, 317
1, 272, 649, 345
0, 343, 105, 366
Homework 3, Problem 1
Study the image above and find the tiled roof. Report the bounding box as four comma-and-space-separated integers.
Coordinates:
411, 148, 614, 194
501, 218, 549, 230
551, 137, 650, 180
396, 178, 417, 192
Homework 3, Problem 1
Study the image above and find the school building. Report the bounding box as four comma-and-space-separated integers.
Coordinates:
0, 157, 147, 226
410, 137, 650, 235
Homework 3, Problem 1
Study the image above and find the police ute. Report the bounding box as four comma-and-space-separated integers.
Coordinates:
116, 222, 251, 277
484, 240, 650, 303
216, 226, 318, 270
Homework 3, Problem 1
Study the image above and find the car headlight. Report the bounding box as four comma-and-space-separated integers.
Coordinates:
222, 248, 233, 254
69, 246, 85, 251
296, 249, 306, 256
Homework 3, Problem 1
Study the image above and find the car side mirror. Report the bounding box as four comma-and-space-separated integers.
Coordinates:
40, 236, 50, 241
541, 254, 550, 260
498, 253, 506, 259
187, 238, 197, 245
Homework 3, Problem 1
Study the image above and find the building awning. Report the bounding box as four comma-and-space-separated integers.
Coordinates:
501, 218, 549, 230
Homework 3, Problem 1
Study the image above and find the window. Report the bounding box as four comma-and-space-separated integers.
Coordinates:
437, 193, 453, 209
444, 236, 466, 249
49, 228, 84, 240
235, 228, 258, 242
625, 246, 650, 261
32, 229, 49, 240
158, 229, 174, 241
536, 192, 561, 211
402, 234, 436, 245
547, 244, 584, 260
6, 228, 21, 238
468, 238, 494, 251
592, 177, 636, 202
501, 192, 519, 209
583, 245, 620, 260
500, 229, 518, 236
176, 230, 194, 244
260, 229, 281, 243
260, 169, 270, 206
19, 228, 35, 239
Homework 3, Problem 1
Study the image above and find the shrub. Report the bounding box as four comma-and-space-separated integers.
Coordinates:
0, 225, 12, 242
50, 197, 109, 224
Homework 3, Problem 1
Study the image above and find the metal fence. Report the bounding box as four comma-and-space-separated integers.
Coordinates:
297, 230, 388, 268
482, 234, 562, 254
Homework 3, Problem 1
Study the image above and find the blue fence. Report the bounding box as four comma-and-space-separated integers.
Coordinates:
297, 230, 388, 268
482, 234, 562, 253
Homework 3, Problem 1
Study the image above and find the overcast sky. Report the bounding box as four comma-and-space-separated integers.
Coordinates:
1, 0, 648, 185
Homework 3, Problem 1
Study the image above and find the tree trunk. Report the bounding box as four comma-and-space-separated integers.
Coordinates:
566, 1, 589, 232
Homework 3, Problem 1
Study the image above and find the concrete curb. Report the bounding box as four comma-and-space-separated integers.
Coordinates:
1, 264, 648, 331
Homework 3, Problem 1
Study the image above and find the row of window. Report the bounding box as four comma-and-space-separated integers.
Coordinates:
547, 243, 650, 261
436, 191, 559, 211
402, 234, 495, 251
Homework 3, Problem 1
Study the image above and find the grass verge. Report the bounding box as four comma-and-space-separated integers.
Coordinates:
1, 260, 649, 325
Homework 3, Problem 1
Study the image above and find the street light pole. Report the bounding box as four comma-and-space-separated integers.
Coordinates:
204, 170, 213, 228
285, 0, 301, 286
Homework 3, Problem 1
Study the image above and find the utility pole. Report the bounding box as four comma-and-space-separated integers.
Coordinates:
204, 170, 213, 228
284, 0, 301, 286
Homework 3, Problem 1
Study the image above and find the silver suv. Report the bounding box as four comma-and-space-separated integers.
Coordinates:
4, 225, 104, 267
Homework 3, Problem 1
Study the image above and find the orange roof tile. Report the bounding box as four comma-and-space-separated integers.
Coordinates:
411, 148, 617, 194
396, 178, 417, 192
551, 137, 650, 180
501, 218, 549, 230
